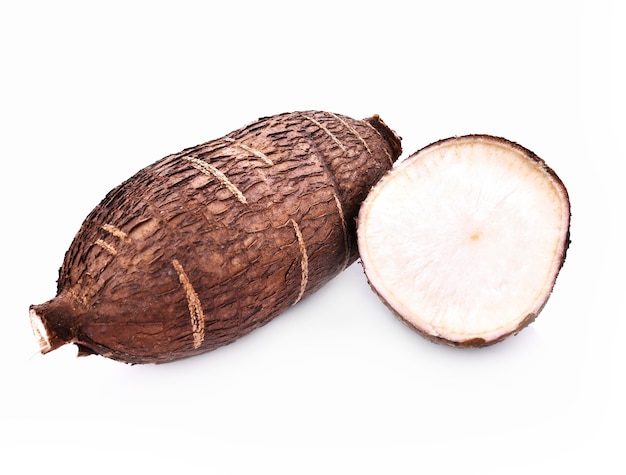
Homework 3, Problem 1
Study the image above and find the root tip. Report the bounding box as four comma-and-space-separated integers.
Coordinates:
29, 307, 53, 354
28, 294, 79, 355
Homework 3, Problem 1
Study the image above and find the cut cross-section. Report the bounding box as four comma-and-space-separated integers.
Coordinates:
357, 135, 570, 347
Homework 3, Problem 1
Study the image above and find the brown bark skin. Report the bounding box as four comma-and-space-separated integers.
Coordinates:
30, 111, 402, 364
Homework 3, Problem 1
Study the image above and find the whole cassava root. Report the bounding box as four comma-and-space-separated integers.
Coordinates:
357, 135, 570, 347
30, 111, 402, 364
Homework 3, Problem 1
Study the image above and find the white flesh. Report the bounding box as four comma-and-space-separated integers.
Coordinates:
29, 308, 52, 353
358, 136, 570, 344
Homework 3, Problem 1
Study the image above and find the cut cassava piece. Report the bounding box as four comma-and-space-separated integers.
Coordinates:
357, 135, 570, 347
30, 111, 401, 364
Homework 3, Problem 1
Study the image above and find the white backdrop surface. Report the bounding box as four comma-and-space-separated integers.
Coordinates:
1, 1, 624, 473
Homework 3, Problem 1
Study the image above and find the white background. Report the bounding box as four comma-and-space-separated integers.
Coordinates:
1, 1, 624, 473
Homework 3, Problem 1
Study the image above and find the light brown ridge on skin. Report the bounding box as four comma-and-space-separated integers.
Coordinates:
303, 115, 347, 153
332, 192, 351, 270
290, 219, 309, 305
330, 112, 372, 154
184, 155, 247, 204
224, 137, 273, 166
101, 223, 131, 242
172, 259, 205, 349
95, 239, 117, 256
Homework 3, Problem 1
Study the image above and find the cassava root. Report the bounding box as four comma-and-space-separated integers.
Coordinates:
30, 111, 402, 364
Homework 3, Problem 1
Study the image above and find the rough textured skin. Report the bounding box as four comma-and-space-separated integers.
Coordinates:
30, 111, 402, 364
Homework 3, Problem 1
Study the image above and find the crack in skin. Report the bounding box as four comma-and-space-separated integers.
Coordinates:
94, 239, 117, 256
329, 112, 372, 154
172, 259, 205, 349
101, 223, 131, 242
183, 155, 248, 204
290, 219, 309, 305
223, 137, 274, 166
303, 114, 347, 153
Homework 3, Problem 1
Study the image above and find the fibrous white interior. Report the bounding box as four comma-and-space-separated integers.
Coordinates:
29, 308, 52, 353
358, 137, 569, 343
